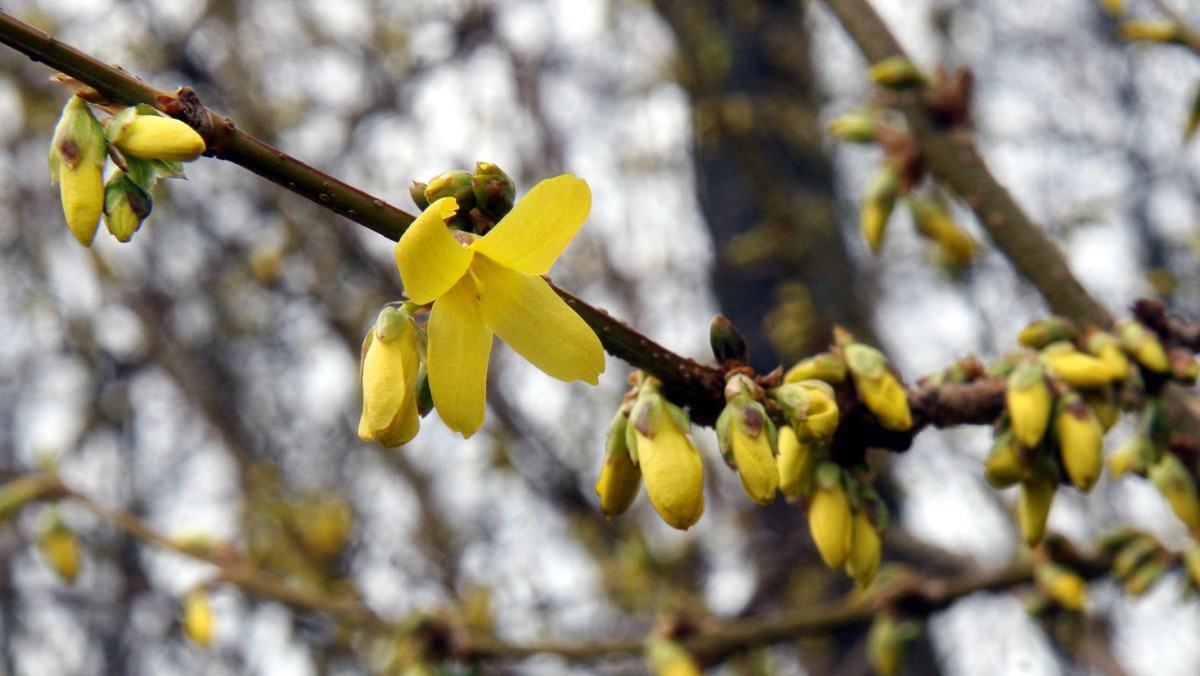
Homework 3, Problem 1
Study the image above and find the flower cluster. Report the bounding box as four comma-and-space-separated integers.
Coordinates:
359, 169, 605, 444
49, 96, 205, 245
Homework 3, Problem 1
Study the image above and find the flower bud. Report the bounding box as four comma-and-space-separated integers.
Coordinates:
784, 352, 846, 385
358, 306, 422, 447
1123, 558, 1168, 596
717, 376, 779, 506
868, 57, 928, 89
1041, 342, 1112, 389
1183, 540, 1200, 589
1148, 452, 1200, 531
424, 170, 475, 214
409, 181, 430, 210
1111, 533, 1159, 579
984, 427, 1034, 488
844, 342, 912, 432
292, 495, 353, 563
769, 381, 840, 442
1118, 19, 1184, 44
645, 638, 701, 676
1098, 0, 1125, 17
628, 384, 704, 530
472, 161, 515, 222
867, 616, 909, 676
1083, 388, 1120, 432
1055, 393, 1104, 493
183, 588, 214, 647
709, 314, 750, 365
595, 409, 642, 519
809, 463, 853, 569
1107, 434, 1150, 478
1019, 317, 1079, 350
1018, 473, 1057, 547
777, 425, 817, 502
103, 171, 153, 242
846, 505, 884, 589
49, 96, 108, 246
1035, 562, 1087, 611
37, 513, 81, 585
1117, 320, 1169, 374
109, 110, 206, 162
1007, 361, 1052, 448
909, 197, 978, 268
827, 111, 878, 143
861, 166, 899, 253
1084, 331, 1131, 381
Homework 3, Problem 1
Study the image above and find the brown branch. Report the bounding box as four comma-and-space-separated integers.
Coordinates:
0, 9, 725, 419
820, 0, 1113, 329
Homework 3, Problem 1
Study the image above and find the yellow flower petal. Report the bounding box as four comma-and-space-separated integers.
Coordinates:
427, 278, 492, 437
395, 197, 473, 304
469, 174, 590, 275
473, 255, 604, 384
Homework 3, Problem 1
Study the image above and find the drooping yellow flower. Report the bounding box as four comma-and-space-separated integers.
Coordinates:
358, 306, 421, 447
394, 175, 605, 437
630, 392, 705, 531
809, 466, 853, 569
595, 410, 641, 519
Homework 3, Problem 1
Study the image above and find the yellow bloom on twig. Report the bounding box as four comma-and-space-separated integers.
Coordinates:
358, 306, 422, 447
394, 175, 605, 437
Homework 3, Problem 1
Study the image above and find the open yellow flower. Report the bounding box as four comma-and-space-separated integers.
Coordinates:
394, 174, 605, 437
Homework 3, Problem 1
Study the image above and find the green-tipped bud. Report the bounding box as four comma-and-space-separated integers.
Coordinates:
717, 376, 779, 506
1124, 558, 1169, 596
1117, 320, 1169, 374
49, 96, 108, 246
1118, 19, 1184, 44
809, 463, 853, 569
985, 426, 1035, 488
1107, 434, 1150, 478
1018, 317, 1079, 350
710, 314, 750, 365
1112, 533, 1159, 579
1007, 361, 1053, 448
1035, 562, 1087, 611
867, 616, 914, 676
409, 181, 430, 210
1055, 393, 1104, 493
827, 111, 878, 143
595, 409, 642, 519
868, 57, 928, 89
861, 166, 900, 253
103, 171, 153, 242
1018, 473, 1057, 547
358, 306, 422, 447
471, 161, 515, 222
424, 170, 476, 213
183, 589, 214, 647
108, 108, 205, 162
1040, 342, 1113, 389
1085, 330, 1131, 381
909, 197, 979, 268
846, 503, 884, 589
845, 342, 912, 431
1148, 452, 1200, 531
645, 638, 702, 676
769, 381, 841, 441
414, 364, 433, 418
784, 352, 846, 385
37, 511, 81, 585
1083, 388, 1120, 432
628, 383, 705, 530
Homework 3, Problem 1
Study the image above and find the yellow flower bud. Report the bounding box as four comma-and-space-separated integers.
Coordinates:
645, 638, 702, 676
809, 466, 853, 569
984, 428, 1033, 489
868, 57, 928, 89
1035, 563, 1087, 611
723, 401, 779, 506
861, 167, 899, 253
50, 96, 107, 247
59, 161, 105, 246
37, 517, 81, 585
183, 589, 214, 647
868, 617, 906, 676
844, 343, 912, 432
846, 507, 883, 589
784, 352, 846, 385
112, 115, 206, 162
1018, 474, 1057, 547
1148, 452, 1200, 531
1117, 320, 1169, 374
1083, 389, 1120, 432
827, 111, 878, 143
630, 391, 704, 531
1041, 345, 1113, 389
358, 306, 422, 447
1118, 19, 1184, 44
1123, 559, 1168, 596
595, 410, 641, 519
103, 171, 153, 243
909, 197, 979, 268
1084, 331, 1130, 381
1007, 362, 1052, 448
777, 425, 816, 502
1055, 395, 1104, 493
1107, 435, 1149, 478
1019, 317, 1078, 350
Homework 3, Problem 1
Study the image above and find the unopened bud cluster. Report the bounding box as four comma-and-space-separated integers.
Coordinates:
986, 315, 1200, 546
48, 96, 205, 246
409, 162, 515, 231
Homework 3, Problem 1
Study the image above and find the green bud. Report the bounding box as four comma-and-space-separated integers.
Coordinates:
710, 314, 750, 365
1018, 317, 1079, 350
868, 57, 928, 89
827, 111, 878, 143
409, 181, 430, 210
471, 161, 515, 222
861, 166, 900, 253
103, 171, 153, 242
424, 170, 475, 213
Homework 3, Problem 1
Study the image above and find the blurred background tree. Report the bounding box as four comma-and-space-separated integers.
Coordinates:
1, 0, 1200, 674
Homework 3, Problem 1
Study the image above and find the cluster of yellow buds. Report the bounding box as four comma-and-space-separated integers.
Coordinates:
48, 96, 205, 246
595, 372, 705, 530
1099, 529, 1175, 597
806, 463, 887, 588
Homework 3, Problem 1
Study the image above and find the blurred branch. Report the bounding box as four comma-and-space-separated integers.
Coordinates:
820, 0, 1113, 328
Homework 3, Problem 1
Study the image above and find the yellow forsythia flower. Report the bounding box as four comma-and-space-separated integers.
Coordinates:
1055, 394, 1104, 493
1007, 361, 1052, 448
1018, 473, 1057, 547
183, 589, 214, 647
112, 115, 206, 162
629, 387, 704, 530
394, 176, 605, 437
776, 425, 816, 502
595, 410, 641, 519
809, 466, 852, 569
49, 96, 107, 246
358, 306, 421, 447
1035, 563, 1087, 611
846, 507, 883, 588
